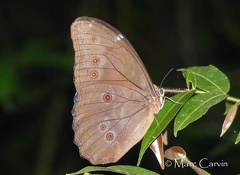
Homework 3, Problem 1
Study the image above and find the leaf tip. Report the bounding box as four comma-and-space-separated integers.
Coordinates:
174, 131, 178, 137
220, 131, 225, 137
220, 104, 238, 137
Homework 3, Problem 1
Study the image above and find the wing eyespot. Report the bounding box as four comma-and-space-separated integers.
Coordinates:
99, 123, 107, 131
91, 37, 96, 42
103, 93, 112, 102
106, 132, 114, 141
92, 56, 100, 65
90, 70, 98, 78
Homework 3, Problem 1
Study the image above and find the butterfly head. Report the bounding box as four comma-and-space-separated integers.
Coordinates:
157, 87, 165, 110
149, 86, 165, 115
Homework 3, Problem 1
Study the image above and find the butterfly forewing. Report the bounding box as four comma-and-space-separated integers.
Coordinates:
71, 17, 155, 93
71, 17, 159, 164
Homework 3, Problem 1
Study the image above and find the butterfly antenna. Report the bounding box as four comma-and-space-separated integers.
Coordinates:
159, 68, 174, 88
159, 68, 183, 105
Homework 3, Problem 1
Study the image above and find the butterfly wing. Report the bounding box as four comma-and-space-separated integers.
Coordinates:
71, 17, 157, 164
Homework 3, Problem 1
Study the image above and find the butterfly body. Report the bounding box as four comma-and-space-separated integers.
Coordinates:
71, 17, 164, 164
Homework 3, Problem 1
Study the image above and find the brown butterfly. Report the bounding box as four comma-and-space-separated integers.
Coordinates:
71, 16, 165, 164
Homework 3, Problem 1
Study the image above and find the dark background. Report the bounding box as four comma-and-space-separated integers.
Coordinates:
1, 0, 240, 175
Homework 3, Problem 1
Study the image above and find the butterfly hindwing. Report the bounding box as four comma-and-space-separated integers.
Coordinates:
73, 82, 154, 164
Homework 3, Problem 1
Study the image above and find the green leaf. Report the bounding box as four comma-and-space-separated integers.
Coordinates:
174, 92, 227, 136
66, 165, 160, 175
183, 71, 196, 89
137, 90, 195, 166
235, 132, 240, 144
179, 65, 230, 94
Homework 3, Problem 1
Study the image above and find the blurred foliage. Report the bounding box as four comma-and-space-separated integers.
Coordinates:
0, 0, 240, 175
0, 42, 72, 111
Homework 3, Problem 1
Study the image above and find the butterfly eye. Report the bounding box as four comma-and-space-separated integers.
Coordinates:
159, 88, 165, 97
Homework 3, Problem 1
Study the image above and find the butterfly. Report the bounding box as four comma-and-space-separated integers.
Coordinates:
71, 16, 165, 164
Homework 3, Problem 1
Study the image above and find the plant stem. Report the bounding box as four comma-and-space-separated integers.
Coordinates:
164, 87, 240, 105
226, 96, 240, 105
183, 157, 205, 175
